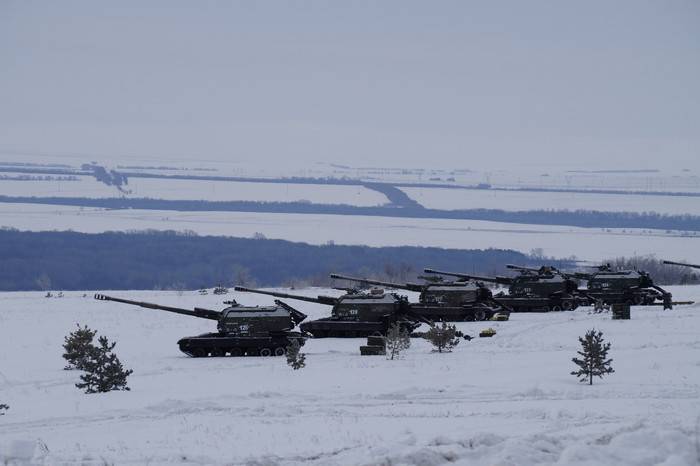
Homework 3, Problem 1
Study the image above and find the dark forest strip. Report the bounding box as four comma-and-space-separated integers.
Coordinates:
0, 229, 549, 291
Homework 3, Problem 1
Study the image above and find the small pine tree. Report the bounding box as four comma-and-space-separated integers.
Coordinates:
0, 404, 8, 415
571, 329, 614, 385
62, 324, 97, 370
286, 339, 306, 370
76, 336, 133, 394
385, 322, 411, 360
425, 322, 460, 353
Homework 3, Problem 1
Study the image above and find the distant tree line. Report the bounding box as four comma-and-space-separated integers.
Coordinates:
2, 196, 700, 232
0, 229, 553, 291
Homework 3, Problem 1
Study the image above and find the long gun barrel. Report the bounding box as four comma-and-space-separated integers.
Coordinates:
663, 260, 700, 270
94, 294, 221, 320
234, 286, 338, 305
506, 264, 540, 273
507, 264, 562, 275
423, 268, 512, 285
330, 273, 423, 292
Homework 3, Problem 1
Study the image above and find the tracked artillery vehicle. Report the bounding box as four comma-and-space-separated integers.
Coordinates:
234, 286, 430, 337
424, 265, 582, 312
329, 273, 506, 321
572, 264, 672, 308
94, 294, 307, 357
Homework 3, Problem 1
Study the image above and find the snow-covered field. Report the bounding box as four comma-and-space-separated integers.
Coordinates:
0, 177, 388, 206
0, 177, 118, 198
123, 178, 387, 206
1, 202, 699, 263
401, 187, 700, 215
1, 286, 699, 465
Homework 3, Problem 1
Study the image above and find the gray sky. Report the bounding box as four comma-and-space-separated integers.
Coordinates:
1, 0, 698, 170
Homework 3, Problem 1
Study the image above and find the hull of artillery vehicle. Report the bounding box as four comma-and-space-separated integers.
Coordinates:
573, 264, 671, 308
94, 294, 307, 357
424, 265, 583, 312
330, 273, 505, 321
234, 286, 429, 337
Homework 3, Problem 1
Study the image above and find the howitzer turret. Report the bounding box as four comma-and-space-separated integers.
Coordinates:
425, 266, 582, 312
94, 294, 307, 357
330, 273, 506, 321
235, 286, 430, 337
572, 265, 677, 308
663, 260, 700, 270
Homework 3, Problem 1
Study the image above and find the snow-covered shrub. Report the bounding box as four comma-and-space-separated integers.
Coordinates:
286, 339, 306, 370
76, 336, 133, 394
0, 404, 8, 415
62, 324, 97, 370
425, 322, 460, 353
571, 329, 614, 385
385, 322, 411, 360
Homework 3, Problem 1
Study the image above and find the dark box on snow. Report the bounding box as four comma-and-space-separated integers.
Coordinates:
611, 303, 631, 320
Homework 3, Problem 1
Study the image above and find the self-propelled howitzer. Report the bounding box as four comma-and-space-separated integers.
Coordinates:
574, 264, 672, 308
233, 286, 430, 337
424, 267, 581, 312
93, 294, 307, 357
329, 273, 505, 321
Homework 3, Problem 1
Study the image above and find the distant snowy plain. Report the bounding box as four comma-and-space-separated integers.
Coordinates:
1, 202, 699, 263
402, 187, 700, 216
1, 287, 699, 465
2, 162, 700, 265
0, 176, 388, 206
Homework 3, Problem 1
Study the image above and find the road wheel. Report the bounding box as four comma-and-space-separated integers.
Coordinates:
274, 347, 286, 356
229, 347, 243, 357
210, 348, 225, 357
259, 348, 273, 357
191, 348, 207, 358
552, 305, 562, 312
474, 309, 486, 321
245, 348, 258, 356
562, 301, 572, 311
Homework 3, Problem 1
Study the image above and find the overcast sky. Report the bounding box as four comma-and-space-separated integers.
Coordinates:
1, 1, 698, 170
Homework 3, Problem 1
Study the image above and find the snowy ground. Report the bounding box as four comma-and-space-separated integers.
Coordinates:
122, 178, 387, 206
3, 155, 699, 193
401, 187, 700, 215
1, 286, 699, 465
0, 177, 388, 206
1, 202, 699, 263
